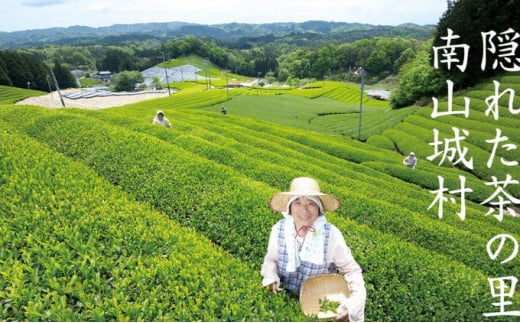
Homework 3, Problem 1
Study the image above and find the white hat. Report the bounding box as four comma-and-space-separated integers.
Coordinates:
270, 177, 340, 212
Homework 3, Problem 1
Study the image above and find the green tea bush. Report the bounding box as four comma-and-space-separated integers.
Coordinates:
0, 124, 305, 321
139, 108, 520, 238
2, 78, 519, 321
0, 116, 504, 321
402, 114, 519, 163
391, 117, 520, 197
7, 105, 518, 275
414, 108, 520, 144
382, 128, 442, 165
329, 214, 493, 322
0, 85, 45, 104
366, 134, 397, 150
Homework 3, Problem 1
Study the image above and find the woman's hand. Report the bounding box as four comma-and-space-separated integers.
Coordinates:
334, 302, 349, 322
334, 309, 348, 322
267, 282, 278, 294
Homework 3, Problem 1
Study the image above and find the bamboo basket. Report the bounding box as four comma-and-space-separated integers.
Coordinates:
299, 274, 351, 321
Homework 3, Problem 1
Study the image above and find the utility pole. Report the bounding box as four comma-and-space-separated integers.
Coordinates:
225, 71, 229, 101
160, 52, 171, 96
44, 46, 65, 107
46, 75, 53, 97
204, 58, 211, 90
356, 67, 365, 141
257, 72, 262, 96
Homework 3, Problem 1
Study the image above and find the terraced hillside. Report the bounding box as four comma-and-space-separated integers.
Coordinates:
0, 85, 44, 104
0, 121, 303, 321
1, 75, 519, 321
379, 73, 520, 200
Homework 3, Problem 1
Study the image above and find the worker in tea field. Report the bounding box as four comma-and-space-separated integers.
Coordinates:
261, 177, 366, 321
152, 110, 172, 128
403, 152, 417, 169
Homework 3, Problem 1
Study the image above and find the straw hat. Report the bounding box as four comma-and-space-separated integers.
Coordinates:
270, 177, 340, 212
300, 273, 351, 320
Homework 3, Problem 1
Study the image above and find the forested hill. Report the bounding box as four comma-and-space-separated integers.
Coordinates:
0, 20, 435, 49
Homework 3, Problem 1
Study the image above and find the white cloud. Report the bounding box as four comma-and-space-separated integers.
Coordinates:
21, 0, 72, 7
81, 2, 111, 14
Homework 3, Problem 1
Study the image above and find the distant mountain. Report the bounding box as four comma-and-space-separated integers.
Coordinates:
0, 20, 435, 49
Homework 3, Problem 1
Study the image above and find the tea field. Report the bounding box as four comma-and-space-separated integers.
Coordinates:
0, 75, 519, 321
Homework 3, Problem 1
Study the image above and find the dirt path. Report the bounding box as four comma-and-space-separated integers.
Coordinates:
16, 89, 170, 110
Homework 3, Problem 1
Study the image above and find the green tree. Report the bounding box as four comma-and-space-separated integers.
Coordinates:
71, 51, 93, 69
391, 39, 443, 108
393, 47, 416, 72
265, 71, 276, 85
101, 48, 136, 73
113, 70, 144, 91
313, 45, 334, 79
0, 66, 12, 86
24, 52, 50, 90
0, 50, 49, 91
277, 49, 311, 80
0, 54, 13, 86
433, 0, 520, 89
151, 75, 162, 89
0, 51, 33, 89
52, 58, 78, 89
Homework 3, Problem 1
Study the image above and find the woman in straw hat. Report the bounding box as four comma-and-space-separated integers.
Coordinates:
261, 177, 366, 322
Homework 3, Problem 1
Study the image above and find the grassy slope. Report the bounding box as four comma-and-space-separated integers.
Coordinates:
0, 104, 510, 321
0, 121, 304, 321
201, 81, 414, 140
381, 73, 520, 201
0, 85, 45, 104
202, 94, 418, 139
1, 72, 519, 321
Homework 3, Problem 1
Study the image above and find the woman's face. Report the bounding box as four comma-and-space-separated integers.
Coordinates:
290, 196, 320, 228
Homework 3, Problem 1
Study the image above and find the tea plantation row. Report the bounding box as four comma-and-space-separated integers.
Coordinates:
0, 120, 304, 321
382, 73, 520, 199
1, 101, 517, 321
105, 105, 520, 274
2, 74, 519, 321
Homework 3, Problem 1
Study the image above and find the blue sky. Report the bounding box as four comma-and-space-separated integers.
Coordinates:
1, 0, 447, 32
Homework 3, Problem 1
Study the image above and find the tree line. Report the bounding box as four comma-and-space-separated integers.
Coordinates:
0, 36, 422, 92
2, 0, 514, 109
0, 50, 76, 91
